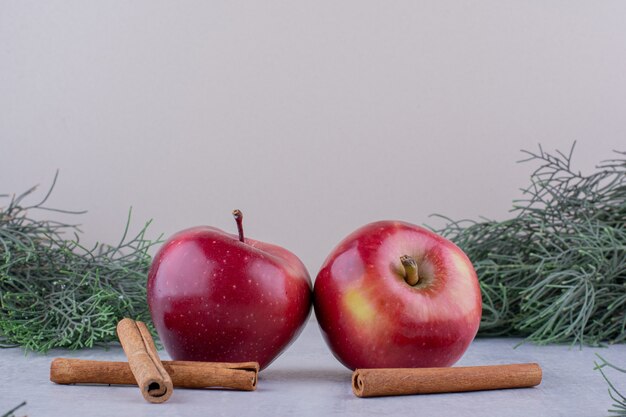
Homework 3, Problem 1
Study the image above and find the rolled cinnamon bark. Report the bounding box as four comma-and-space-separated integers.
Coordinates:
50, 358, 259, 391
116, 318, 173, 403
352, 363, 542, 398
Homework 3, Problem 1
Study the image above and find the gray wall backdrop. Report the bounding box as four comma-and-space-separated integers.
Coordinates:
2, 1, 625, 277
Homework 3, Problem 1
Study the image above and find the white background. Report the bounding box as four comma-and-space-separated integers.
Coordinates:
2, 1, 625, 276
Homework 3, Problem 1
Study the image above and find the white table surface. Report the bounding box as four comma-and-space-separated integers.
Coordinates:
1, 319, 625, 417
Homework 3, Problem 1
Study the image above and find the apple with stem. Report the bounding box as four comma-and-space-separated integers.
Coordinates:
314, 221, 481, 370
147, 210, 312, 370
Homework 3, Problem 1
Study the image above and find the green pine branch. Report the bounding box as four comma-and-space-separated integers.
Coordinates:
0, 172, 161, 351
434, 143, 626, 346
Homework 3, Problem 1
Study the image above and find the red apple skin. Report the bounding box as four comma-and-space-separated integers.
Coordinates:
147, 226, 312, 370
314, 221, 482, 370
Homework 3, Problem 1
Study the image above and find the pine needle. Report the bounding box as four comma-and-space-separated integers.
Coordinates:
595, 355, 626, 416
1, 402, 26, 417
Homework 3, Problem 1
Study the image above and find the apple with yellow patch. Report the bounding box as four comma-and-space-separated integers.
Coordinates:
313, 221, 482, 370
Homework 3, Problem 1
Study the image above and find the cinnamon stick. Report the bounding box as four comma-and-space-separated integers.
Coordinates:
352, 363, 542, 398
50, 359, 259, 390
116, 318, 173, 403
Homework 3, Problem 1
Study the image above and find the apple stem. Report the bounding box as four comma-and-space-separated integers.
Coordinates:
400, 255, 420, 286
232, 209, 245, 243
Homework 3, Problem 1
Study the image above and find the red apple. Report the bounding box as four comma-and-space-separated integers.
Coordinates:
147, 210, 312, 370
314, 221, 481, 370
